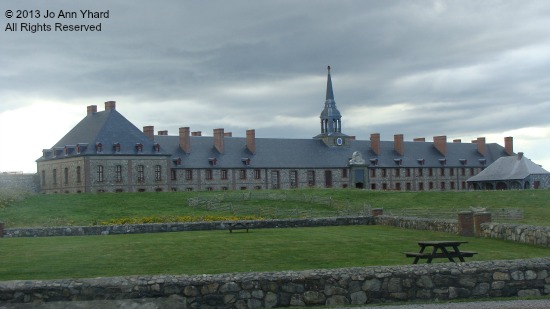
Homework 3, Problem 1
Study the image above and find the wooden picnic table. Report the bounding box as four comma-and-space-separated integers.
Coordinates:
405, 241, 477, 264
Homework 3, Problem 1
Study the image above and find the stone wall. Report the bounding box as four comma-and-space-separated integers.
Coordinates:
480, 223, 550, 247
2, 216, 375, 238
0, 173, 39, 193
1, 258, 549, 306
374, 215, 458, 234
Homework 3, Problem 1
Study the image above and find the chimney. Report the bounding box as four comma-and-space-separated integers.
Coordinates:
453, 139, 462, 143
370, 133, 380, 155
433, 136, 447, 156
143, 126, 154, 141
517, 152, 524, 160
394, 134, 404, 156
179, 127, 190, 153
224, 132, 233, 137
158, 130, 168, 136
505, 136, 514, 155
105, 101, 116, 110
192, 131, 202, 136
214, 128, 224, 153
476, 137, 486, 156
413, 137, 425, 142
87, 105, 97, 115
246, 129, 256, 154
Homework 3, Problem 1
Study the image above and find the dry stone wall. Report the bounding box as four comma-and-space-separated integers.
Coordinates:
1, 258, 549, 306
480, 223, 550, 247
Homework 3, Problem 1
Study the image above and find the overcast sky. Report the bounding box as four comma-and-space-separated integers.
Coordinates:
1, 0, 550, 173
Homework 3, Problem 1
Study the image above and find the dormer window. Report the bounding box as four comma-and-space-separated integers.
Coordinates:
417, 159, 425, 166
459, 159, 467, 165
77, 145, 82, 154
173, 158, 182, 165
394, 158, 402, 166
96, 143, 103, 153
76, 143, 88, 154
208, 158, 217, 166
439, 159, 446, 165
241, 158, 251, 166
479, 159, 486, 166
153, 143, 161, 153
113, 143, 121, 153
135, 143, 143, 153
369, 158, 378, 166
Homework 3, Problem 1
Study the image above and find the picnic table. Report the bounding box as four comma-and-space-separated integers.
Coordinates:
227, 222, 250, 233
405, 241, 477, 264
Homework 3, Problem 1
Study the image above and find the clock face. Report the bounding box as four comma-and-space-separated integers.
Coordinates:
336, 137, 343, 146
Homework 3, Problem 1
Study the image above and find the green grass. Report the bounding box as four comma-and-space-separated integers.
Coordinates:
1, 189, 550, 227
1, 225, 549, 281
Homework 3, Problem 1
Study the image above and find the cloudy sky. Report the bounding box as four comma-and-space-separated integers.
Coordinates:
1, 0, 550, 173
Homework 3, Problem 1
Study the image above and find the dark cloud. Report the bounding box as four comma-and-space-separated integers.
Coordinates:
1, 0, 550, 172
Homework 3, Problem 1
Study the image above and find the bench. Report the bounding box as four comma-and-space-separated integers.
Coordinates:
405, 251, 477, 259
227, 222, 250, 233
405, 241, 477, 264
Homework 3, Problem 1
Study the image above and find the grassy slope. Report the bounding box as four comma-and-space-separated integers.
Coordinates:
1, 189, 550, 227
1, 225, 549, 281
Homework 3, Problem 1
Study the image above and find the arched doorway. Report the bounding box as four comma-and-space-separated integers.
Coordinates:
496, 182, 507, 190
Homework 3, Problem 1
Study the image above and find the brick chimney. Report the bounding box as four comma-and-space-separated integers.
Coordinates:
214, 128, 224, 153
504, 136, 514, 155
433, 136, 447, 156
143, 126, 154, 141
158, 130, 168, 136
179, 127, 190, 153
87, 105, 97, 115
105, 101, 116, 110
394, 134, 404, 156
370, 133, 380, 155
246, 129, 256, 154
453, 139, 462, 143
476, 137, 486, 156
224, 132, 233, 137
413, 137, 425, 142
192, 131, 202, 136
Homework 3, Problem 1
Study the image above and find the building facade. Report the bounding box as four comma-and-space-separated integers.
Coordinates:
37, 68, 519, 193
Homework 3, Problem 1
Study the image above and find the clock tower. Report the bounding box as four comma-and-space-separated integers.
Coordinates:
314, 66, 350, 147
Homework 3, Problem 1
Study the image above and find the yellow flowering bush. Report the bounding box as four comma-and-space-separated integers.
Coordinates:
99, 215, 263, 226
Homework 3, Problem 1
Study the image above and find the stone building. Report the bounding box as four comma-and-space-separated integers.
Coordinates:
37, 67, 519, 193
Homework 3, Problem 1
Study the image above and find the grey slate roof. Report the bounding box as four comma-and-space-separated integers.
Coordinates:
467, 154, 550, 182
154, 134, 508, 169
38, 108, 169, 161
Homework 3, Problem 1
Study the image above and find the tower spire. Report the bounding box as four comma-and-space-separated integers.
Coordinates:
314, 66, 349, 147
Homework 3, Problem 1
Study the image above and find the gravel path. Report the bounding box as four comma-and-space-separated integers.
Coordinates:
3, 298, 550, 309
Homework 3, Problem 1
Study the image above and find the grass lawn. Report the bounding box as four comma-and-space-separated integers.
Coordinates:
1, 225, 550, 281
1, 189, 550, 227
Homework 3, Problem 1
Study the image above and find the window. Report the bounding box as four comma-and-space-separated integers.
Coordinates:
418, 182, 424, 191
185, 169, 193, 180
221, 169, 228, 180
428, 168, 433, 176
325, 170, 332, 188
470, 168, 475, 175
406, 182, 411, 191
271, 171, 280, 189
450, 181, 455, 190
115, 165, 122, 182
206, 170, 213, 180
307, 170, 315, 186
114, 143, 121, 153
53, 169, 57, 185
395, 182, 401, 190
342, 168, 348, 178
382, 183, 387, 190
137, 165, 144, 182
406, 168, 411, 177
171, 170, 177, 181
76, 166, 81, 183
239, 169, 246, 180
370, 169, 376, 177
461, 168, 465, 176
155, 165, 162, 181
254, 169, 261, 180
418, 168, 423, 177
462, 181, 466, 189
41, 170, 46, 186
382, 168, 387, 177
395, 168, 400, 177
97, 165, 104, 182
449, 168, 454, 176
64, 168, 69, 184
441, 182, 446, 190
136, 143, 143, 153
290, 170, 298, 188
96, 143, 103, 153
440, 168, 445, 176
